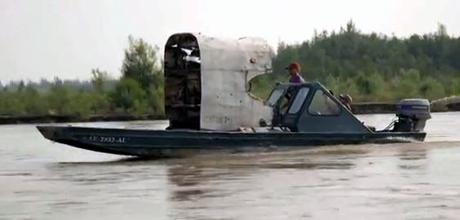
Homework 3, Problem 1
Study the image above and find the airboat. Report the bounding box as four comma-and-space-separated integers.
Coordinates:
37, 33, 431, 157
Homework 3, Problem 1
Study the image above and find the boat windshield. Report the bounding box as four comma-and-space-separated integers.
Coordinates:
266, 88, 285, 106
288, 87, 310, 114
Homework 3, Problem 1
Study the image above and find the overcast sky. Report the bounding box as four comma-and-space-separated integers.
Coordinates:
1, 0, 459, 83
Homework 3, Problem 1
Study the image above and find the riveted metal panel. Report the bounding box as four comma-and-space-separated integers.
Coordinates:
194, 34, 274, 130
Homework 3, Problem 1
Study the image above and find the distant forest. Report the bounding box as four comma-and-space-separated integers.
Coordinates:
264, 21, 460, 101
1, 21, 460, 117
0, 36, 164, 117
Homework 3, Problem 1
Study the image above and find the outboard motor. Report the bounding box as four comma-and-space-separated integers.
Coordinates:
393, 99, 431, 132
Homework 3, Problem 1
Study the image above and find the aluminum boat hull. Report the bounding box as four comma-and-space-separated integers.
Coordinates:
37, 126, 426, 157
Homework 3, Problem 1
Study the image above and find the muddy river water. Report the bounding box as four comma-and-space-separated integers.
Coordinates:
1, 112, 460, 219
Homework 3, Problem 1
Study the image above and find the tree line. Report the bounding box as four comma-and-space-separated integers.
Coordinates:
1, 21, 460, 118
0, 36, 164, 117
266, 21, 460, 101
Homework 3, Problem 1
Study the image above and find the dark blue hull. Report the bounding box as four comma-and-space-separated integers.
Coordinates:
37, 126, 426, 157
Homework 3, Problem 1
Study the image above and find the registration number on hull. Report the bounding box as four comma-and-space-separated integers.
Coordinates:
86, 136, 127, 144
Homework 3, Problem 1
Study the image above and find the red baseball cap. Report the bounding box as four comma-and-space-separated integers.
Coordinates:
286, 62, 301, 72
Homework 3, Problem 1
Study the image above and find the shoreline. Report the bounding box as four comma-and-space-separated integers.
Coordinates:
0, 102, 458, 125
352, 102, 460, 114
0, 114, 166, 125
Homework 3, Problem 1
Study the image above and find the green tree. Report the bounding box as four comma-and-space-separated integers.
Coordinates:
91, 68, 110, 92
46, 78, 73, 115
354, 72, 384, 100
392, 69, 421, 100
22, 85, 47, 115
110, 78, 147, 113
120, 36, 165, 115
121, 36, 162, 90
419, 77, 445, 100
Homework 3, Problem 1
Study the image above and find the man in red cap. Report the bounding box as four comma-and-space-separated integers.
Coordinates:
286, 62, 305, 83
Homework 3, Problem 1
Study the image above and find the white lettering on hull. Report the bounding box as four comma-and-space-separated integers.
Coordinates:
87, 136, 127, 144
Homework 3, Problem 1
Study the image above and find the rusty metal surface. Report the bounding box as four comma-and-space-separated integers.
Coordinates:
197, 34, 274, 130
165, 33, 274, 130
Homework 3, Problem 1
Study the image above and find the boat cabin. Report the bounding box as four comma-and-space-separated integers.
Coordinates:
266, 82, 371, 133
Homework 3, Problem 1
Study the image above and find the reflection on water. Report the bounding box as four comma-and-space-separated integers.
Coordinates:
1, 113, 460, 219
395, 148, 427, 172
397, 148, 427, 161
